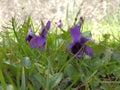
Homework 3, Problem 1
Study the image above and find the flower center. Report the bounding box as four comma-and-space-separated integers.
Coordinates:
28, 35, 33, 42
71, 42, 83, 54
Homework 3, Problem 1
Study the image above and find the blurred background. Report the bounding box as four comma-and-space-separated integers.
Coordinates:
0, 0, 120, 27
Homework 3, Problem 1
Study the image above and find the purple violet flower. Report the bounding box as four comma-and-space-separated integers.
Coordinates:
40, 21, 51, 37
69, 25, 93, 58
25, 25, 35, 42
55, 20, 62, 29
26, 21, 51, 50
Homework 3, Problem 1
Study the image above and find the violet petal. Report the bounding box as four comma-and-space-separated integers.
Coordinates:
40, 21, 51, 36
70, 42, 75, 49
25, 26, 35, 42
81, 37, 90, 44
29, 36, 46, 49
46, 21, 51, 30
29, 36, 38, 48
84, 46, 93, 57
70, 25, 82, 42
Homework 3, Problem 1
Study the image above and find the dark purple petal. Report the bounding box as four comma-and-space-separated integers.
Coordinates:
40, 26, 46, 36
29, 35, 46, 49
41, 42, 46, 50
70, 25, 82, 42
29, 35, 38, 48
46, 21, 51, 30
70, 42, 75, 49
81, 37, 90, 44
25, 26, 35, 42
84, 46, 93, 57
40, 21, 51, 36
39, 36, 46, 49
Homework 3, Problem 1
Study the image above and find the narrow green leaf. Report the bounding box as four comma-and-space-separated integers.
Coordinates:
0, 69, 7, 90
82, 31, 92, 38
50, 73, 63, 89
64, 64, 79, 80
21, 57, 31, 69
21, 67, 26, 90
34, 73, 46, 88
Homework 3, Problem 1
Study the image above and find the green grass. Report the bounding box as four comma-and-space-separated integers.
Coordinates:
0, 6, 120, 90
